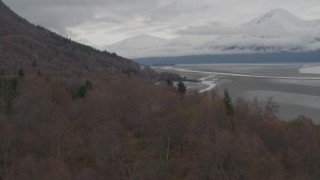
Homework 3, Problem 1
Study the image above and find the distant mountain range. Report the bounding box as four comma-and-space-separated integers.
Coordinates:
106, 9, 320, 59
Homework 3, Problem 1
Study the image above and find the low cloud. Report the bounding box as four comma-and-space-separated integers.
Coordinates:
177, 25, 248, 36
3, 0, 320, 46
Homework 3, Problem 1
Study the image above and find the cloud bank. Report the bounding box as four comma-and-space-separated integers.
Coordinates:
3, 0, 320, 47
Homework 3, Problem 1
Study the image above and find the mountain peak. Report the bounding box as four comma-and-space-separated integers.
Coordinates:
242, 8, 305, 32
106, 34, 168, 58
108, 9, 320, 58
262, 8, 298, 20
108, 34, 167, 51
249, 8, 299, 24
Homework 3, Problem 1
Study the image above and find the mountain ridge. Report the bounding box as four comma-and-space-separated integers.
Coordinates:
0, 0, 139, 76
107, 9, 320, 59
243, 8, 320, 33
108, 34, 167, 51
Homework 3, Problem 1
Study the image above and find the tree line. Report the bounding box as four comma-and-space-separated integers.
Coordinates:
0, 71, 319, 180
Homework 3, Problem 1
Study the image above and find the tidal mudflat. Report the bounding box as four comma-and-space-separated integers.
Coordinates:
152, 63, 320, 122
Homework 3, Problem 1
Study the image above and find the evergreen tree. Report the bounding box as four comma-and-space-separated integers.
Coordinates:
223, 89, 235, 117
18, 68, 24, 78
72, 80, 92, 99
176, 80, 186, 94
166, 79, 173, 86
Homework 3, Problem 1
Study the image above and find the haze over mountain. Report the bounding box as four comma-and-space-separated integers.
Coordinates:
2, 1, 320, 179
108, 34, 168, 58
0, 0, 139, 76
107, 9, 320, 59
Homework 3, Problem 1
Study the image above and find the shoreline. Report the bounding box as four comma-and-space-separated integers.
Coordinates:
154, 63, 320, 123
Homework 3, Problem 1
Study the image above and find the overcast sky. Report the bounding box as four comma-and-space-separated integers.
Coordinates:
3, 0, 320, 46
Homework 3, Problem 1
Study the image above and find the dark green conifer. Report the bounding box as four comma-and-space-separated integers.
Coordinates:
223, 89, 235, 117
18, 68, 24, 78
176, 80, 186, 94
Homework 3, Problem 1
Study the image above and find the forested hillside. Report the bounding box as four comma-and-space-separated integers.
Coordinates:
1, 1, 320, 179
0, 0, 139, 76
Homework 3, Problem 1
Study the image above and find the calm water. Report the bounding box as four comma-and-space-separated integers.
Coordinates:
153, 63, 320, 123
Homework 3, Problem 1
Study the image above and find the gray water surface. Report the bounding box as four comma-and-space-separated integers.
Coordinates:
153, 63, 320, 123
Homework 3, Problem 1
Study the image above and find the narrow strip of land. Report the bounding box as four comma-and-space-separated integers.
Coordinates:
163, 66, 320, 80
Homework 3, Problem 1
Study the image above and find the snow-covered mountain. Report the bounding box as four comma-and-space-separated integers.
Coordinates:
105, 34, 168, 58
108, 34, 167, 51
242, 8, 320, 35
106, 9, 320, 59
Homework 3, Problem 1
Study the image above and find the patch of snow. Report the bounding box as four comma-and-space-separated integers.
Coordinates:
199, 80, 217, 93
107, 34, 167, 51
198, 75, 218, 93
106, 9, 320, 59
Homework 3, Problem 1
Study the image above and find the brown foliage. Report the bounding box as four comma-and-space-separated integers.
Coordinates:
0, 1, 320, 179
0, 72, 318, 179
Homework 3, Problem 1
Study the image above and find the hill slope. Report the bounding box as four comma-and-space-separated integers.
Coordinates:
1, 2, 320, 180
0, 0, 139, 76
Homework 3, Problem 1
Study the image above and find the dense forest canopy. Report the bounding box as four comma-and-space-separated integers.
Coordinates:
1, 1, 320, 179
